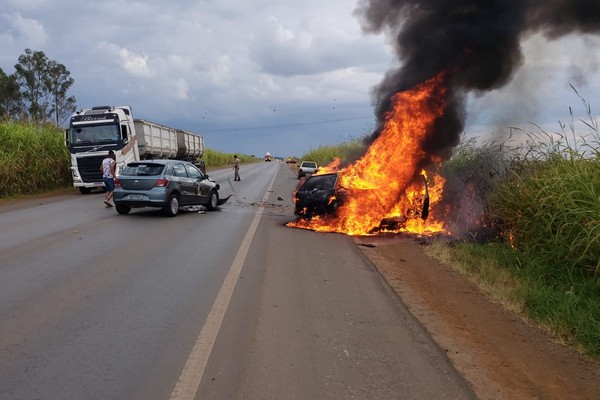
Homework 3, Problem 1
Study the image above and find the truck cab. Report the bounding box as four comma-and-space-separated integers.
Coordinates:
65, 106, 137, 193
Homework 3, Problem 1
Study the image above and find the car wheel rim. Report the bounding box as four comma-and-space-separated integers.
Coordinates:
211, 193, 217, 208
170, 197, 179, 213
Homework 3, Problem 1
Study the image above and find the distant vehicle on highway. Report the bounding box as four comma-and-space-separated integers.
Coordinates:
265, 152, 272, 162
113, 159, 228, 217
297, 161, 318, 179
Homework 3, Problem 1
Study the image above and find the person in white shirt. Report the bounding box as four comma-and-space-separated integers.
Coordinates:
101, 150, 116, 207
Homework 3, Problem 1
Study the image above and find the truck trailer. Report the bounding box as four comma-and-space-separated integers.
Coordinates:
65, 106, 205, 194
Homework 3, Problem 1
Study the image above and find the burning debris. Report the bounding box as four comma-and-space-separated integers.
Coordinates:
289, 0, 600, 237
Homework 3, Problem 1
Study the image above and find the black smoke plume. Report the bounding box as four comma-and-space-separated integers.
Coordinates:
354, 0, 600, 160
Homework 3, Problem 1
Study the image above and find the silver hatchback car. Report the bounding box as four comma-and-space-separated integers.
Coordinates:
113, 159, 224, 217
297, 161, 318, 179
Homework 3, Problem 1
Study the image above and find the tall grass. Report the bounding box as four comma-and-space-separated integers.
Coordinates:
201, 148, 259, 170
428, 89, 600, 357
300, 135, 366, 167
490, 102, 600, 276
0, 121, 258, 198
0, 120, 71, 197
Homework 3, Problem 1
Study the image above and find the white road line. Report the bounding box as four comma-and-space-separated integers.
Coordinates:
169, 169, 278, 400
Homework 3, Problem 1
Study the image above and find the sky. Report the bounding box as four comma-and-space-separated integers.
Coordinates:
1, 0, 600, 158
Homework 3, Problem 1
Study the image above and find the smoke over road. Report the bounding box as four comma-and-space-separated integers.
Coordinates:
354, 0, 600, 160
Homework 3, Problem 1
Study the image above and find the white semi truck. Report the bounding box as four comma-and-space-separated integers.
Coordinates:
65, 105, 205, 194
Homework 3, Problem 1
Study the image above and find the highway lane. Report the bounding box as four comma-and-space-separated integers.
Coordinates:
0, 161, 475, 399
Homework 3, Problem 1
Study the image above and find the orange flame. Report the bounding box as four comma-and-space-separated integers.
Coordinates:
289, 74, 450, 236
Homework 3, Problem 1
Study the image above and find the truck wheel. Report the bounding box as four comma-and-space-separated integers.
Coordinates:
115, 204, 131, 215
207, 190, 219, 211
79, 187, 91, 194
163, 194, 180, 217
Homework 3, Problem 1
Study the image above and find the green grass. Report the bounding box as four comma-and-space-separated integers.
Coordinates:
0, 120, 261, 197
300, 135, 366, 167
425, 91, 600, 358
201, 148, 260, 170
0, 120, 71, 196
425, 240, 600, 357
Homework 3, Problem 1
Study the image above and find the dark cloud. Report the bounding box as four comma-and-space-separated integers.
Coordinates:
355, 0, 600, 159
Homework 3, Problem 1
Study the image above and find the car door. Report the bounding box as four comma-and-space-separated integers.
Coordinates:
184, 163, 210, 204
171, 163, 195, 205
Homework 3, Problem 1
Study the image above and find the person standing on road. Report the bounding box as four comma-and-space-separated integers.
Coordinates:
233, 155, 241, 181
101, 150, 117, 207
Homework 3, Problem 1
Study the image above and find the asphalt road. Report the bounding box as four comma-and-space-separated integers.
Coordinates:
0, 161, 475, 400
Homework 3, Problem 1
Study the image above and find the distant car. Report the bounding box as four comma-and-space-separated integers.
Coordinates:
113, 159, 226, 217
297, 161, 318, 179
294, 173, 343, 218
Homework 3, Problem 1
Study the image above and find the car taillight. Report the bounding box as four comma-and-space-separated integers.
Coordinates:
114, 178, 121, 187
155, 178, 169, 187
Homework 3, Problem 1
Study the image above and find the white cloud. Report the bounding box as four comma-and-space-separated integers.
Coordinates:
6, 0, 46, 9
0, 12, 47, 48
118, 48, 153, 78
171, 78, 189, 101
208, 55, 233, 87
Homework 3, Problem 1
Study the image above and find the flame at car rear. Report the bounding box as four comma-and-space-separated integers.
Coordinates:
289, 74, 449, 236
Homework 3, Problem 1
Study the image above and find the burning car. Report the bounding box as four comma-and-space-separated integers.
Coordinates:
293, 170, 431, 233
294, 173, 345, 218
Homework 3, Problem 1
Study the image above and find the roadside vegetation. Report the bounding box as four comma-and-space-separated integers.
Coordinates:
302, 92, 600, 359
0, 118, 260, 199
426, 97, 600, 358
0, 48, 259, 199
299, 135, 367, 167
428, 124, 600, 357
426, 102, 600, 359
0, 120, 71, 197
202, 148, 260, 170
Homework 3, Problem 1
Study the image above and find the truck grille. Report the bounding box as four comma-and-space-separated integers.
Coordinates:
77, 155, 104, 183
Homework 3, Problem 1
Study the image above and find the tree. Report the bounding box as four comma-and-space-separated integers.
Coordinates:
14, 49, 50, 121
0, 68, 22, 119
45, 60, 76, 125
13, 49, 76, 125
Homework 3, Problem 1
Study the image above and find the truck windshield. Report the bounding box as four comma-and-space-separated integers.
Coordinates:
69, 124, 120, 145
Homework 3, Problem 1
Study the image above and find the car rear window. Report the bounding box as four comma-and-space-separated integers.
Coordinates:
121, 163, 165, 176
302, 162, 317, 168
301, 174, 337, 191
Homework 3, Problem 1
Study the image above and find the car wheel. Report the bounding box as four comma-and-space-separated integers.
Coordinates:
163, 194, 180, 217
79, 187, 91, 194
207, 190, 219, 211
115, 204, 131, 215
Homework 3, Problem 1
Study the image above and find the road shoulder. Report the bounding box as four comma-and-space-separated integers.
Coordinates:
355, 235, 600, 400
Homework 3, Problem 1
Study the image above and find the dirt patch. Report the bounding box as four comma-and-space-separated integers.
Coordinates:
355, 235, 600, 400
